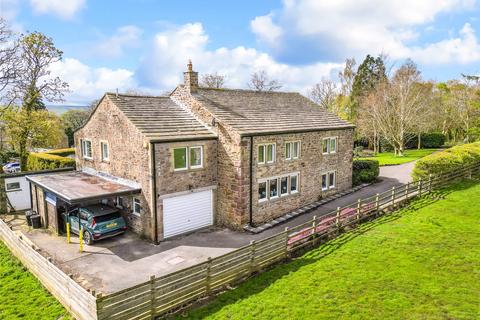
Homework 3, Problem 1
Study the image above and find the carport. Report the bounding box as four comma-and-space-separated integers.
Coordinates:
26, 171, 141, 234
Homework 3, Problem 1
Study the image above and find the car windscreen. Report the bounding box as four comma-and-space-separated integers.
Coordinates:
94, 212, 122, 223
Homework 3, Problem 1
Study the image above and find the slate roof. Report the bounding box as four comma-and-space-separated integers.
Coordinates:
106, 93, 216, 141
194, 88, 354, 136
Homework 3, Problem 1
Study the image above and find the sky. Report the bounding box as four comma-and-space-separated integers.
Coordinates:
1, 0, 480, 106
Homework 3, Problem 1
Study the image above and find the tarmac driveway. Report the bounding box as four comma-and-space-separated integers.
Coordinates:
23, 161, 415, 294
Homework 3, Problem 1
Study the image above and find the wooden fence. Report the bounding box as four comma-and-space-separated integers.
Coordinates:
0, 219, 97, 320
96, 162, 480, 320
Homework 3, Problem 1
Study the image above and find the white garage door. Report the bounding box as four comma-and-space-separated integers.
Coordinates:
163, 190, 213, 238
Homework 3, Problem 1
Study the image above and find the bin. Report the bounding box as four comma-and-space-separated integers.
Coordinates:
31, 214, 41, 229
25, 210, 34, 226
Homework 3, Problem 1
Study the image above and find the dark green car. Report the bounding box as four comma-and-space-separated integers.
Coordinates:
63, 204, 127, 245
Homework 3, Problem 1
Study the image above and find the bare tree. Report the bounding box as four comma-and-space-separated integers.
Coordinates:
200, 72, 226, 89
338, 58, 356, 96
308, 79, 337, 110
364, 60, 430, 156
0, 18, 20, 103
247, 70, 282, 92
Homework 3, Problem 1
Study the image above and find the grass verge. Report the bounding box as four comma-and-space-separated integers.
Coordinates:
357, 149, 438, 166
0, 240, 69, 319
179, 179, 480, 320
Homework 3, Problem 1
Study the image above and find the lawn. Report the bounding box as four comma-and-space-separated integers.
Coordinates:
0, 241, 69, 319
180, 179, 480, 320
357, 148, 438, 166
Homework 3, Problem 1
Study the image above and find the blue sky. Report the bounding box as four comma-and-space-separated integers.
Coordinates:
2, 0, 480, 105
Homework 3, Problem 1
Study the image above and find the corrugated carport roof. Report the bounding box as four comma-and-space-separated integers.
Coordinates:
26, 171, 141, 204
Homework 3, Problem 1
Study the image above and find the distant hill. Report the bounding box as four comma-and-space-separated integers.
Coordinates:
46, 105, 89, 115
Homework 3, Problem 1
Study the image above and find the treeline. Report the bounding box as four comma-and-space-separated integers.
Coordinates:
309, 55, 480, 155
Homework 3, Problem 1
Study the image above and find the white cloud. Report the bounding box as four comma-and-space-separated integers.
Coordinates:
49, 58, 135, 104
252, 0, 479, 64
250, 14, 283, 47
137, 23, 341, 94
30, 0, 85, 20
95, 25, 143, 58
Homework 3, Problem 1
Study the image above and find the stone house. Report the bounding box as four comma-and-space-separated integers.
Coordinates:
73, 62, 355, 243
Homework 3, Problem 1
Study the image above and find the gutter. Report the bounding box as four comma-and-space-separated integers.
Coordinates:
239, 126, 355, 138
150, 142, 159, 244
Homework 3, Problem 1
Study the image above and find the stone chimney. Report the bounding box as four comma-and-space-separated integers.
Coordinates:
183, 60, 198, 93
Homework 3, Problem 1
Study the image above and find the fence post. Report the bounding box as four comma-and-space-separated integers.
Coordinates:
205, 257, 212, 295
391, 186, 396, 208
418, 178, 423, 197
149, 275, 156, 319
284, 227, 289, 258
375, 193, 380, 213
311, 215, 317, 238
336, 207, 341, 230
405, 182, 410, 200
356, 199, 361, 221
428, 174, 433, 193
249, 240, 256, 274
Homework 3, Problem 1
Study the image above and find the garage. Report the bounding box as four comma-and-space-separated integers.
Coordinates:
163, 190, 213, 238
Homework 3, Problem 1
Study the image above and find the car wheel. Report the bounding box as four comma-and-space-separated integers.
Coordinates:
83, 231, 93, 245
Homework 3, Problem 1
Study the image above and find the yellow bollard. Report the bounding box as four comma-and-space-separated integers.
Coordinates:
66, 223, 70, 244
79, 226, 83, 253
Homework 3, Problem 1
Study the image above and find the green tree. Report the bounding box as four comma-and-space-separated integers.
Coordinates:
60, 109, 89, 147
2, 107, 64, 170
351, 54, 387, 121
9, 32, 68, 111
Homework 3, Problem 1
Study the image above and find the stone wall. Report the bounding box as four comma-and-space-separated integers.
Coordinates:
249, 129, 354, 225
154, 140, 218, 239
74, 95, 153, 239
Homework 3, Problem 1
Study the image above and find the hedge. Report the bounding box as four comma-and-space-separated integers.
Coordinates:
44, 148, 75, 157
412, 142, 480, 180
352, 159, 379, 186
26, 152, 75, 171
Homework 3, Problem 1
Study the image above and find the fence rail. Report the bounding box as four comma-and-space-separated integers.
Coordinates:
96, 162, 480, 320
0, 219, 97, 320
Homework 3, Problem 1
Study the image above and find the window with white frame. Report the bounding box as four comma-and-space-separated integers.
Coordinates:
322, 137, 337, 154
285, 141, 300, 160
100, 141, 109, 161
173, 146, 204, 171
258, 172, 300, 203
81, 139, 92, 159
6, 182, 20, 191
133, 197, 141, 215
322, 171, 336, 191
258, 143, 276, 164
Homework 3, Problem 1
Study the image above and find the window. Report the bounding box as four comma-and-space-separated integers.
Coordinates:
258, 143, 275, 164
329, 171, 336, 189
269, 179, 278, 198
6, 182, 20, 191
258, 181, 267, 202
190, 146, 203, 169
100, 141, 109, 161
290, 174, 299, 193
81, 139, 92, 159
285, 141, 300, 160
116, 196, 124, 209
173, 147, 187, 170
322, 171, 336, 191
323, 137, 337, 154
174, 146, 204, 171
280, 176, 289, 195
133, 198, 141, 215
321, 173, 328, 191
258, 145, 265, 164
258, 172, 300, 203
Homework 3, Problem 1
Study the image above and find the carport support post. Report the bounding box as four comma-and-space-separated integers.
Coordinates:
79, 227, 83, 252
66, 223, 70, 244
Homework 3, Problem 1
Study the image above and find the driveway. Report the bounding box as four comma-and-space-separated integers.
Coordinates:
22, 161, 415, 294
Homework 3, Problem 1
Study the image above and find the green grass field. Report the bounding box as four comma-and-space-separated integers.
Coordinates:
358, 148, 438, 166
180, 179, 480, 320
0, 241, 69, 319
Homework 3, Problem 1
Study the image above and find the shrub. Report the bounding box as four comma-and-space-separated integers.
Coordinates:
412, 142, 480, 180
44, 148, 75, 157
0, 150, 19, 164
26, 152, 75, 171
405, 132, 446, 149
352, 159, 380, 186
